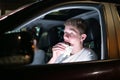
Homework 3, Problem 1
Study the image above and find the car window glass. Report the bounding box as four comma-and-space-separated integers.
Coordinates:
3, 5, 102, 65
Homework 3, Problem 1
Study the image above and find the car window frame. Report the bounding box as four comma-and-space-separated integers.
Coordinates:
1, 2, 108, 65
15, 3, 105, 62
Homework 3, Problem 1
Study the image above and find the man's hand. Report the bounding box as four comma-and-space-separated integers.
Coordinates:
52, 42, 67, 58
48, 42, 69, 64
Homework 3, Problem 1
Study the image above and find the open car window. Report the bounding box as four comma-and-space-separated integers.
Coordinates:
1, 4, 103, 65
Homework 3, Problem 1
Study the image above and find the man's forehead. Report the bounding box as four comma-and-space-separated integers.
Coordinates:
64, 25, 79, 33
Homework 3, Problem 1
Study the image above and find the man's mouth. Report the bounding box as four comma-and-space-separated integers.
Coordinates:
64, 41, 71, 46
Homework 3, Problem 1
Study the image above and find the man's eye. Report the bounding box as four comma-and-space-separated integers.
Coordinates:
69, 33, 74, 37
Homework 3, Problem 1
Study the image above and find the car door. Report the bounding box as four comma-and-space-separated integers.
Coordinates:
0, 1, 120, 80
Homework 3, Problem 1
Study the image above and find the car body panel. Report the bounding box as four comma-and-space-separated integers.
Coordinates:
0, 59, 120, 80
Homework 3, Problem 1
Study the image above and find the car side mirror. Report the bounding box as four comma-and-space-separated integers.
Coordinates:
0, 31, 34, 65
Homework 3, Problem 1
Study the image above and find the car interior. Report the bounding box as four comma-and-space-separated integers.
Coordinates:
10, 6, 102, 64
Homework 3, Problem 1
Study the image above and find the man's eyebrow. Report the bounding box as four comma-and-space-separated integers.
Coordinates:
69, 28, 79, 33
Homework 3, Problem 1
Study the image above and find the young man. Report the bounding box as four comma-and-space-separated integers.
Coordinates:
48, 18, 98, 64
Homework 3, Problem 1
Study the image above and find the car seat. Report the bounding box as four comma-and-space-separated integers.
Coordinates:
84, 18, 101, 60
38, 26, 64, 62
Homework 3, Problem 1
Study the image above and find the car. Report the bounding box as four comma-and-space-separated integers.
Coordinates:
0, 0, 120, 79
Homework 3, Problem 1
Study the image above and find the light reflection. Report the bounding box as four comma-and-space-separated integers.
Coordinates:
89, 69, 114, 75
25, 55, 30, 59
18, 36, 21, 40
91, 71, 100, 75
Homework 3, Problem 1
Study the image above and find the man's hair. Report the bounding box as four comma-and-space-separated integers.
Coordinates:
64, 18, 87, 34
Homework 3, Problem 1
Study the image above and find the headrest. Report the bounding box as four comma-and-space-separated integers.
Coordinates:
37, 32, 50, 51
48, 27, 60, 47
84, 18, 101, 43
38, 26, 64, 51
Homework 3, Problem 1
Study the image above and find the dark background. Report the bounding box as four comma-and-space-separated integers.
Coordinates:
0, 0, 119, 3
0, 0, 120, 16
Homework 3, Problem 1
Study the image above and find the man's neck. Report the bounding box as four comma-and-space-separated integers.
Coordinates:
71, 46, 83, 55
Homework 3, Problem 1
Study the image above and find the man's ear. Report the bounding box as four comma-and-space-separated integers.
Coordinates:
81, 34, 87, 41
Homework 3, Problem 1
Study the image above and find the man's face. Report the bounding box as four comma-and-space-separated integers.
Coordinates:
63, 25, 82, 47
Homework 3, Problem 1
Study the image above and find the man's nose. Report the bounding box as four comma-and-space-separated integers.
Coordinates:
64, 33, 70, 38
64, 34, 69, 41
